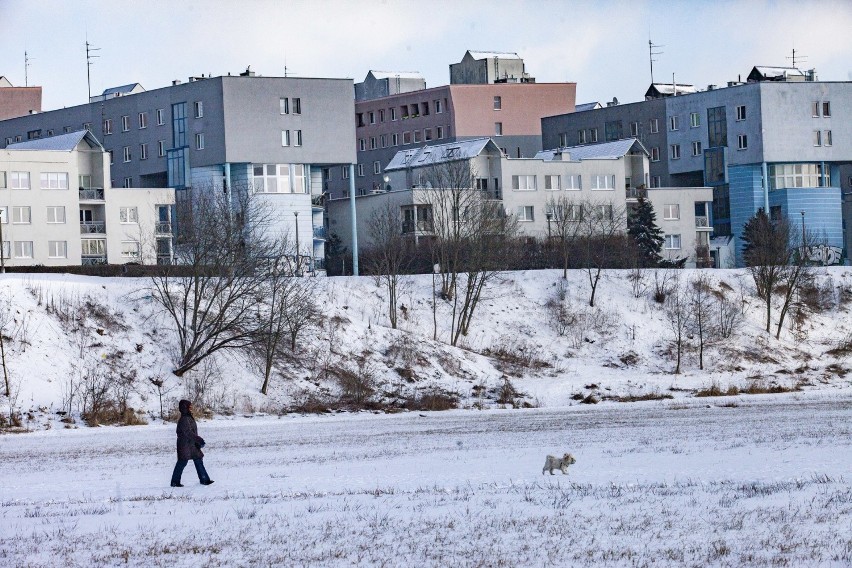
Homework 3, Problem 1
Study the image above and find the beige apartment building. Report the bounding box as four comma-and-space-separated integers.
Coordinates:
0, 130, 174, 266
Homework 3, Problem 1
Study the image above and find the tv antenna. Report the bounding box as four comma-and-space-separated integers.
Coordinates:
649, 37, 663, 84
24, 50, 33, 87
786, 47, 807, 68
86, 39, 101, 101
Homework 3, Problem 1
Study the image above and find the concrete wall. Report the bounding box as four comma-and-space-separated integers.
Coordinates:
0, 86, 42, 120
644, 187, 714, 268
105, 187, 175, 264
355, 74, 426, 101
449, 54, 526, 85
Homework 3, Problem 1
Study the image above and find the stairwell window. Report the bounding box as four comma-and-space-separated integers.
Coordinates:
195, 133, 205, 150
121, 115, 130, 132
736, 105, 746, 121
294, 130, 302, 146
194, 101, 203, 118
737, 134, 748, 150
824, 130, 832, 146
493, 96, 502, 110
495, 122, 503, 136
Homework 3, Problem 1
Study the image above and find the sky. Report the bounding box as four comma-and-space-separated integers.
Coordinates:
1, 0, 851, 112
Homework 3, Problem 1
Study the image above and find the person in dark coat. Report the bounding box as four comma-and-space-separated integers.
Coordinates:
170, 399, 214, 487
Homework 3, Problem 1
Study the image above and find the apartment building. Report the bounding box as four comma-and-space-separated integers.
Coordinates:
329, 137, 713, 268
542, 67, 852, 264
0, 76, 42, 121
0, 130, 174, 266
0, 71, 357, 271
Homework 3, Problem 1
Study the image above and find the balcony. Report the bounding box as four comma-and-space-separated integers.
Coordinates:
79, 187, 105, 201
80, 222, 106, 234
82, 256, 107, 266
402, 219, 434, 234
156, 255, 173, 265
155, 222, 172, 234
695, 216, 712, 230
313, 226, 327, 240
626, 187, 648, 200
311, 194, 326, 209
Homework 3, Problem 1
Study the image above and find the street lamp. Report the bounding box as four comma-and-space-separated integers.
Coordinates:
383, 174, 391, 192
294, 210, 301, 276
800, 210, 807, 263
545, 210, 553, 240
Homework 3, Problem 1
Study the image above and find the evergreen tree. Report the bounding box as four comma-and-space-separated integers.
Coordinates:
627, 197, 664, 267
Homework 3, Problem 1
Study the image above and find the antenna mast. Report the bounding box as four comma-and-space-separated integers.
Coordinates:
648, 38, 663, 84
786, 47, 807, 69
24, 50, 33, 87
86, 40, 101, 101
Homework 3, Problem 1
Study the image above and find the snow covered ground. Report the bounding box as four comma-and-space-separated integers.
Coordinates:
1, 393, 851, 566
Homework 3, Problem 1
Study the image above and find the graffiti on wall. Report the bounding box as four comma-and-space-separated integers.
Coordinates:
806, 245, 843, 266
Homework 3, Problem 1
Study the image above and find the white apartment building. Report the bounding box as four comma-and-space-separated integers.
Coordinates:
0, 130, 175, 266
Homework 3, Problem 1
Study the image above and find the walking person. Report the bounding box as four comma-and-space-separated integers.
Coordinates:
170, 399, 214, 487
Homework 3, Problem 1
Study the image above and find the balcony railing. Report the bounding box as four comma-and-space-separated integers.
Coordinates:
156, 255, 173, 265
313, 257, 326, 271
695, 216, 711, 228
79, 187, 105, 200
402, 219, 434, 234
313, 226, 327, 240
80, 222, 106, 234
626, 187, 648, 200
155, 222, 172, 234
82, 255, 107, 265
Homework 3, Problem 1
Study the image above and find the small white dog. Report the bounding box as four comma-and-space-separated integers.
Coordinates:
542, 453, 576, 475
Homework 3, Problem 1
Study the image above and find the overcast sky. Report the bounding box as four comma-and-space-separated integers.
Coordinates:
2, 0, 851, 112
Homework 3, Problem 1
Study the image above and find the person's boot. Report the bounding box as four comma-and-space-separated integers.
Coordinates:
171, 481, 184, 487
200, 480, 214, 485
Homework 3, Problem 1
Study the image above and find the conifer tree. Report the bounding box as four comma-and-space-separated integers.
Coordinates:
627, 197, 664, 267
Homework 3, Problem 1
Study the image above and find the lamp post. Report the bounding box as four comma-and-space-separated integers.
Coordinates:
800, 210, 807, 263
294, 210, 301, 276
545, 211, 553, 240
383, 174, 390, 192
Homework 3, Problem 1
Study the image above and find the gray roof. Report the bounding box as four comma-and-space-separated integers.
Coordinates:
369, 71, 424, 80
102, 83, 143, 96
648, 83, 696, 95
535, 138, 648, 161
385, 137, 499, 171
753, 66, 804, 78
467, 50, 521, 60
574, 102, 602, 112
6, 130, 104, 152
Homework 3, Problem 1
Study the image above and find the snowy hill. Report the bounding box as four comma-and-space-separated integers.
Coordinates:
1, 267, 851, 428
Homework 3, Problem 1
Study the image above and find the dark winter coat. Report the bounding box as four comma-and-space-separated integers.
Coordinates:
176, 400, 205, 461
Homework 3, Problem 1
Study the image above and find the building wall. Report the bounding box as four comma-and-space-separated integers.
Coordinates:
770, 187, 843, 248
0, 86, 42, 120
105, 187, 175, 264
644, 187, 714, 268
355, 74, 426, 101
449, 54, 526, 85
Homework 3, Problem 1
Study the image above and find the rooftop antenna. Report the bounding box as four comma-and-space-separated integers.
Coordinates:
24, 50, 33, 87
86, 39, 101, 101
649, 37, 663, 84
786, 47, 807, 69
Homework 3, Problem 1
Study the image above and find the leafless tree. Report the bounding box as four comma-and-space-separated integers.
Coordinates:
742, 209, 792, 333
689, 272, 714, 370
419, 157, 520, 346
364, 198, 413, 329
0, 292, 11, 397
716, 293, 742, 340
545, 195, 587, 279
575, 200, 627, 307
664, 277, 691, 375
150, 182, 276, 377
775, 229, 818, 339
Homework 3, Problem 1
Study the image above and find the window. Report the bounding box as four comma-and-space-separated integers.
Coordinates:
156, 109, 165, 125
369, 112, 375, 125
390, 107, 397, 121
544, 175, 561, 190
195, 133, 204, 150
253, 164, 303, 193
138, 112, 147, 129
293, 98, 301, 114
590, 175, 616, 189
664, 234, 681, 250
692, 141, 702, 156
824, 130, 832, 146
83, 123, 92, 132
355, 164, 364, 177
108, 150, 114, 164
424, 128, 432, 141
707, 106, 727, 147
14, 241, 33, 258
11, 172, 30, 189
46, 129, 54, 137
294, 130, 302, 146
123, 146, 131, 162
3, 137, 10, 146
822, 101, 831, 117
280, 98, 290, 115
40, 172, 69, 189
158, 140, 166, 157
282, 130, 291, 147
403, 131, 411, 145
651, 175, 661, 188
512, 175, 537, 191
737, 134, 748, 150
495, 122, 503, 136
605, 120, 623, 141
663, 204, 680, 220
123, 177, 133, 188
63, 126, 72, 133
410, 103, 419, 117
670, 144, 681, 159
578, 130, 587, 144
436, 126, 444, 140
690, 112, 700, 128
589, 128, 598, 142
630, 122, 638, 137
0, 172, 5, 188
342, 166, 349, 179
373, 161, 381, 175
358, 138, 366, 151
369, 137, 377, 150
651, 147, 660, 162
413, 130, 421, 143
669, 116, 679, 131
81, 239, 105, 256
813, 130, 823, 146
121, 241, 141, 259
46, 206, 65, 223
401, 106, 409, 119
435, 99, 442, 113
103, 119, 112, 135
493, 96, 502, 110
392, 133, 399, 146
381, 134, 388, 147
26, 129, 41, 140
517, 206, 534, 222
12, 206, 31, 224
558, 133, 568, 147
650, 118, 659, 133
812, 101, 821, 117
379, 109, 385, 122
736, 105, 746, 121
194, 101, 203, 118
565, 174, 581, 190
119, 207, 139, 223
140, 143, 149, 160
768, 164, 828, 190
48, 241, 67, 259
121, 115, 130, 132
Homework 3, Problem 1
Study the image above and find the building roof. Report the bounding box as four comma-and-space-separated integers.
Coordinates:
574, 102, 603, 112
748, 66, 805, 82
645, 83, 697, 97
535, 138, 648, 161
6, 130, 104, 152
466, 50, 522, 60
385, 137, 499, 171
0, 76, 13, 88
369, 71, 424, 80
101, 83, 144, 96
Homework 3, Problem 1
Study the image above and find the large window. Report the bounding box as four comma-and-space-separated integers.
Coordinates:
46, 206, 65, 223
692, 141, 702, 156
544, 175, 561, 190
736, 105, 746, 121
11, 172, 30, 189
564, 174, 581, 190
590, 175, 616, 190
40, 172, 69, 189
121, 240, 141, 259
707, 106, 727, 148
253, 164, 309, 194
768, 163, 828, 189
605, 120, 623, 141
670, 144, 681, 159
48, 241, 67, 259
172, 102, 187, 148
517, 206, 534, 221
512, 175, 536, 191
81, 239, 106, 256
14, 241, 33, 258
12, 206, 31, 224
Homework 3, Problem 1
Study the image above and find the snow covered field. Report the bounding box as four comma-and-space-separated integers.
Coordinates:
2, 393, 851, 567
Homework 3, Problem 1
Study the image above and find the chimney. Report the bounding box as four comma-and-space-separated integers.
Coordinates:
172, 79, 182, 86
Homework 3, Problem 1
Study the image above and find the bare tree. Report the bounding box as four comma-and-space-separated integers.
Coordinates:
0, 292, 11, 397
420, 157, 519, 346
545, 195, 587, 279
364, 198, 412, 329
689, 272, 714, 370
775, 229, 818, 339
150, 183, 275, 376
664, 277, 691, 375
742, 209, 792, 333
575, 200, 627, 307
